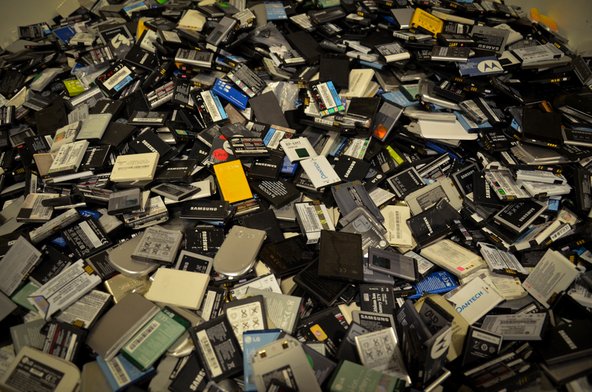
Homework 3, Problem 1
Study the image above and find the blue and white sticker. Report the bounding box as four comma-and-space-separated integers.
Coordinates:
459, 56, 504, 77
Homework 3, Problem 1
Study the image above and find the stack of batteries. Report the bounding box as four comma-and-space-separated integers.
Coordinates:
0, 0, 591, 391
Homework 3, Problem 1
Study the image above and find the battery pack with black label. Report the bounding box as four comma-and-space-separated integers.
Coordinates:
95, 62, 136, 98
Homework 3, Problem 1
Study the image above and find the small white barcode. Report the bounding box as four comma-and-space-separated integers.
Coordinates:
197, 330, 223, 377
267, 130, 284, 150
394, 211, 402, 240
201, 92, 222, 122
103, 66, 132, 90
108, 357, 130, 386
317, 83, 336, 109
499, 319, 538, 325
126, 320, 160, 352
303, 205, 321, 231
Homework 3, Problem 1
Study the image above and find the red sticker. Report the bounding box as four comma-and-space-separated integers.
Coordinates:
212, 148, 229, 162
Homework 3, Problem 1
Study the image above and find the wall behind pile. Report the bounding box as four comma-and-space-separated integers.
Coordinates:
508, 0, 592, 56
0, 0, 87, 50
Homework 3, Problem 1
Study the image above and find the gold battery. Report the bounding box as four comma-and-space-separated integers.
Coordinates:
410, 8, 444, 36
104, 274, 151, 303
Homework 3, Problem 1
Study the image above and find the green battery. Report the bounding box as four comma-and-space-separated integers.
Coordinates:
329, 360, 406, 392
315, 0, 340, 8
121, 307, 189, 370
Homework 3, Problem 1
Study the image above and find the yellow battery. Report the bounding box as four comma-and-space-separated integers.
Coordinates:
63, 79, 86, 97
410, 8, 444, 36
386, 146, 405, 165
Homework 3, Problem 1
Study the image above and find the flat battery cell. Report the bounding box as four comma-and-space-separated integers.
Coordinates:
252, 337, 322, 392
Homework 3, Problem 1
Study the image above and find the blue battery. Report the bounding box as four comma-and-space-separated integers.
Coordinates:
212, 78, 249, 111
243, 329, 282, 391
408, 270, 459, 300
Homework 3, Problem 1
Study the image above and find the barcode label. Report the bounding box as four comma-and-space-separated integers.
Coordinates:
31, 209, 79, 243
227, 65, 263, 97
343, 137, 370, 159
314, 117, 334, 127
482, 313, 545, 340
284, 56, 304, 65
369, 187, 394, 207
317, 82, 336, 109
381, 43, 405, 56
394, 211, 402, 240
200, 291, 216, 321
189, 51, 212, 63
235, 9, 255, 25
381, 206, 413, 246
107, 357, 131, 387
499, 327, 526, 334
315, 206, 332, 229
103, 66, 132, 90
53, 146, 73, 167
515, 44, 560, 62
156, 81, 174, 96
404, 251, 434, 275
499, 319, 538, 324
550, 223, 571, 242
133, 117, 163, 123
472, 330, 501, 345
176, 49, 189, 59
201, 91, 223, 122
176, 49, 213, 67
201, 233, 209, 252
160, 30, 181, 43
382, 205, 412, 247
79, 221, 104, 248
485, 170, 529, 199
265, 129, 285, 150
197, 330, 222, 377
125, 320, 160, 352
290, 14, 313, 29
479, 244, 526, 274
517, 170, 560, 181
28, 194, 53, 220
297, 204, 321, 232
572, 284, 592, 298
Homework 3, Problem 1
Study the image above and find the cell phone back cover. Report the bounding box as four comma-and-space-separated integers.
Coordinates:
101, 122, 136, 147
213, 159, 253, 203
521, 106, 563, 143
77, 113, 112, 140
286, 30, 323, 64
249, 91, 289, 128
35, 99, 68, 136
86, 293, 159, 359
213, 225, 266, 276
318, 230, 364, 282
320, 55, 350, 89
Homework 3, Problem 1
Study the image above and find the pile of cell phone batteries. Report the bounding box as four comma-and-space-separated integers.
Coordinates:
0, 0, 592, 391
